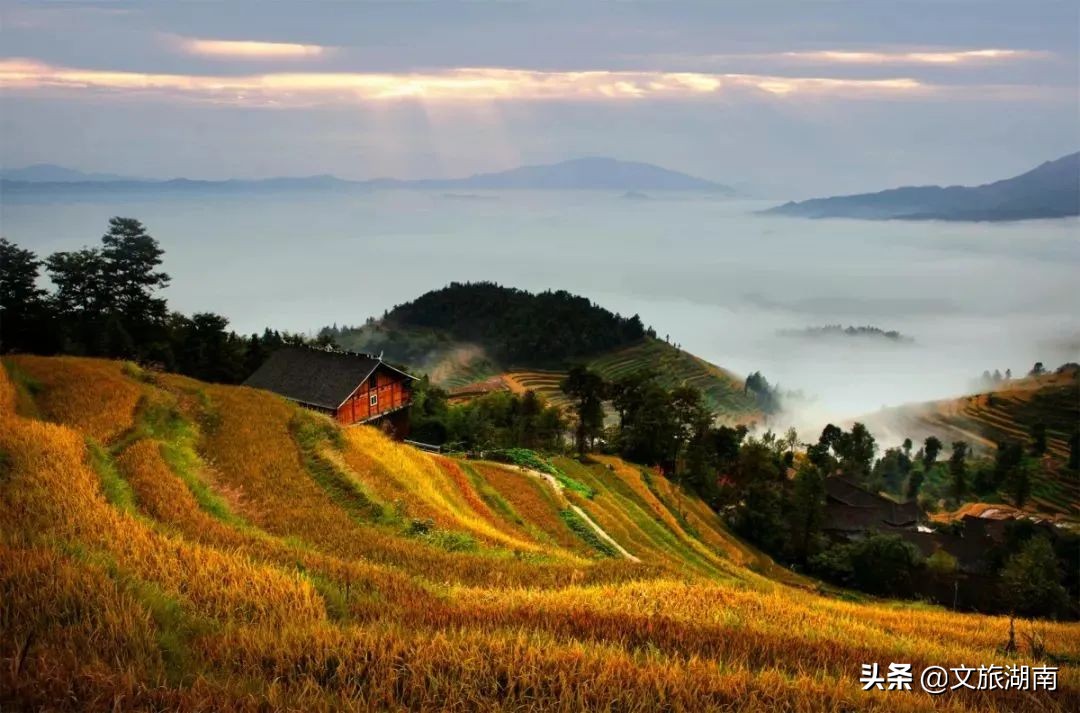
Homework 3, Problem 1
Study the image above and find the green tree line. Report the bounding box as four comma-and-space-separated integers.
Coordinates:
1, 219, 326, 381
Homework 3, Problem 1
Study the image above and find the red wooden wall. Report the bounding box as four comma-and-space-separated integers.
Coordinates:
335, 367, 412, 426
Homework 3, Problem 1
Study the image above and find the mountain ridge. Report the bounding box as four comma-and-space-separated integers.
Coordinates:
0, 163, 140, 182
765, 151, 1080, 221
0, 157, 732, 195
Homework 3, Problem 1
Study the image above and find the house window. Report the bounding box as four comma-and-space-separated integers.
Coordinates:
370, 392, 378, 407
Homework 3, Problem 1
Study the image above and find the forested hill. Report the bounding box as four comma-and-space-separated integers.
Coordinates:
331, 282, 649, 367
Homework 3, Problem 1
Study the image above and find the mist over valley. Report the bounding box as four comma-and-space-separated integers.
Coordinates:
5, 189, 1076, 438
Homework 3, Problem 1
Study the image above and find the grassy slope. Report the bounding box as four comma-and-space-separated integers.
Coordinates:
474, 338, 760, 424
2, 355, 1077, 712
862, 368, 1079, 516
337, 322, 758, 420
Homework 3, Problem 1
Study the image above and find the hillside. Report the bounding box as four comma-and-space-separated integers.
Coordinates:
331, 283, 760, 422
861, 366, 1079, 516
766, 152, 1080, 221
340, 329, 757, 422
487, 339, 759, 423
3, 355, 1077, 710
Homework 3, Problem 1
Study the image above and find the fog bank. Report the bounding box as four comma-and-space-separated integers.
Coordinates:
3, 192, 1077, 433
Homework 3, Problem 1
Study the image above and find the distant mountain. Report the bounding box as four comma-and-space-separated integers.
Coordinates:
0, 157, 731, 198
765, 152, 1080, 221
0, 174, 358, 200
412, 157, 729, 192
0, 163, 139, 182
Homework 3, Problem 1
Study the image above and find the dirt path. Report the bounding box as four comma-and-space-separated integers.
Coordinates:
486, 462, 640, 562
567, 502, 640, 561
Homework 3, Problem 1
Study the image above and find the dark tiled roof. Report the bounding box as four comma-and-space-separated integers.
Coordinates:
893, 516, 1062, 575
244, 346, 412, 410
823, 476, 920, 531
824, 502, 917, 532
826, 477, 887, 508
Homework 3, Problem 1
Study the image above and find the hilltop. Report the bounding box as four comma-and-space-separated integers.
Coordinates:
326, 283, 759, 422
766, 152, 1080, 221
2, 355, 1077, 711
860, 365, 1079, 517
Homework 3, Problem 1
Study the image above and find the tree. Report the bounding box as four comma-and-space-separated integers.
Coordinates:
733, 476, 785, 555
744, 371, 781, 414
45, 247, 111, 354
0, 238, 48, 352
560, 366, 607, 455
849, 534, 924, 596
810, 534, 923, 597
872, 447, 907, 495
999, 537, 1068, 618
835, 422, 876, 482
45, 247, 108, 318
927, 549, 958, 577
1030, 422, 1047, 456
608, 369, 674, 466
807, 424, 842, 471
669, 385, 709, 470
787, 462, 826, 563
96, 218, 172, 359
1029, 362, 1045, 377
169, 312, 246, 383
1005, 457, 1036, 508
923, 436, 943, 469
949, 441, 969, 501
907, 469, 925, 499
993, 440, 1023, 489
100, 218, 170, 331
733, 435, 783, 486
610, 369, 656, 428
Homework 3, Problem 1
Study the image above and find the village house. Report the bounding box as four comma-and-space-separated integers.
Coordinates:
244, 346, 417, 433
823, 475, 1064, 584
822, 475, 921, 538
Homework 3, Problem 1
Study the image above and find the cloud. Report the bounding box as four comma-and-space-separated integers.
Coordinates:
632, 47, 1051, 72
0, 58, 931, 105
176, 37, 328, 60
780, 48, 1048, 65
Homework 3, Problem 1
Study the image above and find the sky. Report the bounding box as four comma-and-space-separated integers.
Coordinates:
1, 0, 1078, 196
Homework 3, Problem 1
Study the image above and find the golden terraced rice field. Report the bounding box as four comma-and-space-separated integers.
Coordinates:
1, 355, 1077, 711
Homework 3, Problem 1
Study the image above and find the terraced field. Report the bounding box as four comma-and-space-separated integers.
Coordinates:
4, 355, 1077, 712
586, 339, 758, 422
863, 367, 1079, 516
469, 339, 759, 423
501, 369, 575, 410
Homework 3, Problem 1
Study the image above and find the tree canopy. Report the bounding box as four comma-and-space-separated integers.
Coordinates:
379, 282, 648, 366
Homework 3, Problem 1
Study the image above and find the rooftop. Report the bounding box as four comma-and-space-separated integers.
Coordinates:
243, 346, 415, 410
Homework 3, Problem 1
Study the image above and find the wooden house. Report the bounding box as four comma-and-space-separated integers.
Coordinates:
244, 346, 417, 431
822, 476, 920, 537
